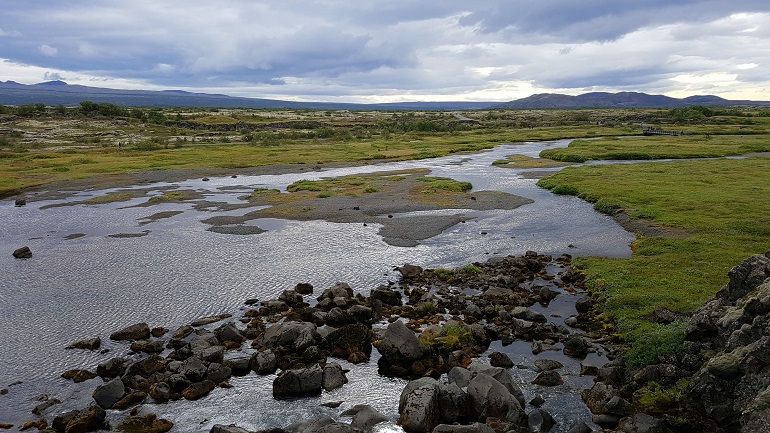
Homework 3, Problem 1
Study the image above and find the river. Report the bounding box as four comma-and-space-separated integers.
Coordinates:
0, 139, 635, 432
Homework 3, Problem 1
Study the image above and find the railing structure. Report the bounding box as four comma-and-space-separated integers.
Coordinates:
642, 127, 682, 136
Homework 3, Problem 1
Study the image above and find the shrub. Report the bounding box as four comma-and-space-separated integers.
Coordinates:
625, 321, 689, 367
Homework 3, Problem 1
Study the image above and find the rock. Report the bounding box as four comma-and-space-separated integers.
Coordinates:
182, 380, 216, 400
279, 289, 304, 305
511, 307, 547, 323
317, 282, 354, 301
530, 395, 546, 407
64, 404, 106, 433
488, 352, 514, 368
15, 198, 26, 206
115, 413, 173, 433
149, 382, 171, 402
151, 327, 168, 338
180, 356, 208, 382
110, 322, 151, 341
603, 396, 631, 417
641, 306, 688, 325
432, 424, 495, 433
295, 282, 314, 295
92, 377, 125, 409
347, 304, 374, 324
563, 335, 589, 358
398, 264, 424, 279
61, 369, 97, 383
66, 337, 101, 350
564, 316, 579, 327
32, 397, 61, 415
619, 412, 666, 433
341, 405, 388, 430
376, 320, 428, 364
467, 365, 525, 409
224, 356, 252, 376
528, 408, 556, 433
531, 370, 564, 387
215, 322, 245, 344
322, 362, 348, 391
534, 359, 564, 372
273, 365, 323, 398
370, 285, 403, 306
21, 419, 47, 431
581, 382, 617, 415
324, 323, 372, 363
97, 357, 132, 379
251, 350, 278, 375
566, 421, 592, 433
398, 378, 441, 433
210, 425, 252, 433
574, 297, 596, 314
200, 345, 225, 363
12, 246, 32, 259
130, 339, 165, 354
190, 314, 232, 327
206, 363, 232, 383
579, 362, 599, 376
172, 325, 195, 340
447, 366, 474, 388
112, 390, 147, 410
258, 322, 318, 350
467, 373, 524, 424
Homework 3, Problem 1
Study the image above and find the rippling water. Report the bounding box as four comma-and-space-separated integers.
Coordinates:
0, 140, 634, 431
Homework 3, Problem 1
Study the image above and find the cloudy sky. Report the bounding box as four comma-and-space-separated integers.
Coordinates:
1, 1, 769, 102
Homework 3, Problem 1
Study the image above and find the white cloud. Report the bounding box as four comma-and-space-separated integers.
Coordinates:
39, 44, 57, 57
0, 2, 768, 101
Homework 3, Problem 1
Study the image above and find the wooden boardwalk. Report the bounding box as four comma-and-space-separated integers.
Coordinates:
643, 127, 682, 136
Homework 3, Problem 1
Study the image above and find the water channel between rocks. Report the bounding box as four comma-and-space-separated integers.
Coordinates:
0, 139, 636, 432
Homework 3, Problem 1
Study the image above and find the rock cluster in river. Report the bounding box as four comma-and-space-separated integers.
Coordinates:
12, 252, 605, 433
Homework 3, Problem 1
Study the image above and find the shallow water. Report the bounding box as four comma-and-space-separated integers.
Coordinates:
0, 139, 634, 431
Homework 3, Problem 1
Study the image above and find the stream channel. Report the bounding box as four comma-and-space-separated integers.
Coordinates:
0, 139, 636, 432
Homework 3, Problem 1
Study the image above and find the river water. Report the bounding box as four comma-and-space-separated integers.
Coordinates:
0, 139, 635, 432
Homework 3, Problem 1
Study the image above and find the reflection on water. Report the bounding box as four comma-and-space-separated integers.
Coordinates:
0, 140, 634, 431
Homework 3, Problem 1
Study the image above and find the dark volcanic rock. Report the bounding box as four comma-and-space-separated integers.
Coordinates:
273, 365, 323, 398
12, 246, 32, 258
66, 337, 101, 350
92, 377, 125, 409
488, 351, 514, 368
110, 322, 151, 341
376, 320, 427, 365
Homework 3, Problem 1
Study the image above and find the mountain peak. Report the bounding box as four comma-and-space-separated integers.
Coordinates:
36, 80, 68, 86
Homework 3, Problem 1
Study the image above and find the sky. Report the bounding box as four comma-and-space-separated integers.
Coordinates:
1, 1, 769, 103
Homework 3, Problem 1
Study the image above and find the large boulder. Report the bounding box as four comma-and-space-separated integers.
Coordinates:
466, 373, 525, 425
61, 405, 106, 433
398, 264, 423, 279
322, 362, 348, 391
324, 323, 372, 363
341, 404, 389, 431
273, 365, 323, 398
115, 414, 173, 433
370, 285, 403, 306
93, 377, 126, 409
398, 378, 441, 433
258, 322, 319, 351
376, 321, 428, 364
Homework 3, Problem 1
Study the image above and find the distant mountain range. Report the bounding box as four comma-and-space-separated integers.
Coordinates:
493, 91, 770, 109
1, 81, 768, 109
0, 80, 493, 110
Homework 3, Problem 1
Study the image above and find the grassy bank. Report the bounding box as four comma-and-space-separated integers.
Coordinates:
1, 106, 653, 197
538, 156, 770, 362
